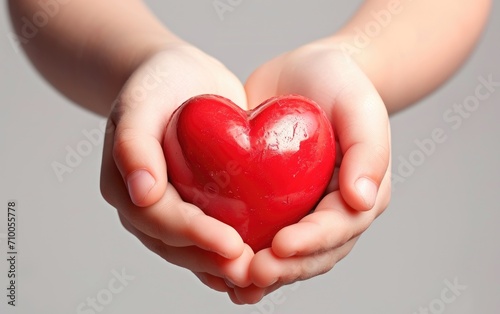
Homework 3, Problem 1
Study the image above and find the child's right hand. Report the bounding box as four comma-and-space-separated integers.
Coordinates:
99, 43, 253, 292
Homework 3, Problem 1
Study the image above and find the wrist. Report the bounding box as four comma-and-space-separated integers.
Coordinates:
98, 30, 183, 83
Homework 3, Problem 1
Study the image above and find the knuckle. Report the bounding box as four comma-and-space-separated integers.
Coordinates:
138, 213, 163, 240
111, 128, 137, 163
372, 144, 390, 169
334, 213, 355, 246
368, 143, 390, 183
300, 252, 335, 280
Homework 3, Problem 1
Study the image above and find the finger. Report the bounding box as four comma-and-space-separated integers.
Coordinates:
250, 237, 359, 288
120, 217, 252, 287
108, 67, 175, 207
335, 110, 390, 211
270, 191, 375, 258
226, 289, 245, 305
328, 60, 390, 211
111, 119, 167, 207
115, 182, 245, 257
194, 272, 231, 293
272, 167, 391, 258
232, 284, 267, 305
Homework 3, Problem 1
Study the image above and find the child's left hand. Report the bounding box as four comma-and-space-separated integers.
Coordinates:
229, 42, 392, 304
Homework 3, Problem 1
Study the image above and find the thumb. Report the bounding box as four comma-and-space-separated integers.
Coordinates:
332, 73, 391, 211
109, 82, 173, 207
111, 115, 167, 207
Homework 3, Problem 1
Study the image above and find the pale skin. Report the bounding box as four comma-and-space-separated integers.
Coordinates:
9, 0, 491, 304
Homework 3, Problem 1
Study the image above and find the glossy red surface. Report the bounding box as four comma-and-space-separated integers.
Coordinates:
164, 94, 335, 252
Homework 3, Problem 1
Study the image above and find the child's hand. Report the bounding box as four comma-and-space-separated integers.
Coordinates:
231, 42, 392, 303
99, 43, 254, 292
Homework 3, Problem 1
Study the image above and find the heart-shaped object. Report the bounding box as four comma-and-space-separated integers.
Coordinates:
164, 94, 335, 252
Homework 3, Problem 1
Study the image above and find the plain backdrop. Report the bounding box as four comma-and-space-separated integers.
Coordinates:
1, 1, 499, 313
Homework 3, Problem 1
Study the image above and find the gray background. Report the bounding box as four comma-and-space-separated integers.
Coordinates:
1, 0, 499, 313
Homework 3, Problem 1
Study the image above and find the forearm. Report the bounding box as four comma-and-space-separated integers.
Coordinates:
328, 0, 491, 114
8, 0, 180, 116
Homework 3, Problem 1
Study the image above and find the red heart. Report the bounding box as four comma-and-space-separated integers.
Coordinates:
164, 94, 335, 252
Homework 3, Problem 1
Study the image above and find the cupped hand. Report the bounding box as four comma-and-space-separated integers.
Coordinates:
100, 43, 254, 291
231, 41, 392, 304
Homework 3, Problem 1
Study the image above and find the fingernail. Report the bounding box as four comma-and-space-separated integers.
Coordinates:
127, 170, 155, 206
268, 278, 279, 286
224, 278, 235, 288
355, 177, 377, 209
